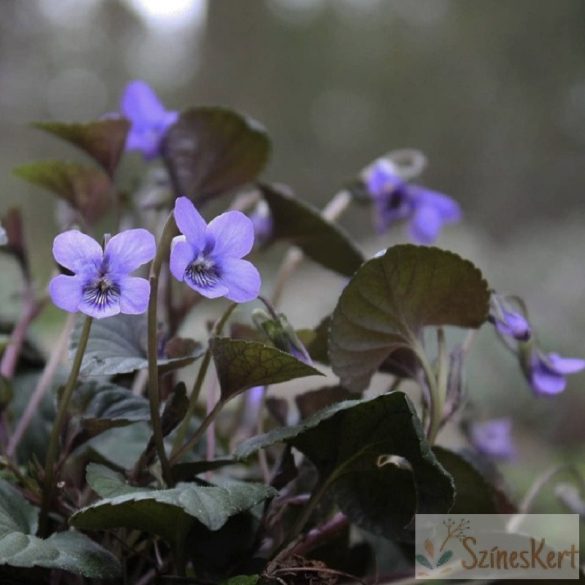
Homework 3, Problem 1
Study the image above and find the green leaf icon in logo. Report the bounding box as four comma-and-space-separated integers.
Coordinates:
416, 555, 434, 570
437, 550, 453, 567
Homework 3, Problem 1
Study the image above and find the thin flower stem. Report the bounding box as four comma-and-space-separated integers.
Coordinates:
270, 190, 352, 306
410, 337, 441, 445
39, 315, 93, 537
0, 289, 46, 379
7, 312, 76, 458
145, 213, 178, 487
170, 302, 238, 457
169, 400, 224, 464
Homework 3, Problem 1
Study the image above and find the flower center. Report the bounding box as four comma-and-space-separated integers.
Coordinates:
82, 276, 121, 309
185, 255, 221, 289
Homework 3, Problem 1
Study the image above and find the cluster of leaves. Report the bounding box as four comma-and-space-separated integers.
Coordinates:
0, 94, 571, 585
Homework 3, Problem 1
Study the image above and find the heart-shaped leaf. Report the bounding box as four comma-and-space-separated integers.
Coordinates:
433, 447, 513, 514
76, 382, 150, 437
33, 119, 130, 176
236, 392, 454, 540
260, 184, 364, 277
329, 245, 490, 391
14, 160, 112, 225
71, 477, 276, 548
210, 337, 324, 401
162, 107, 270, 202
71, 314, 203, 376
0, 480, 120, 578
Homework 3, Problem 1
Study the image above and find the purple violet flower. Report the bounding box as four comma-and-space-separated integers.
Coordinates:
249, 201, 273, 246
470, 418, 515, 460
170, 197, 261, 302
524, 351, 585, 396
363, 158, 461, 244
49, 229, 155, 319
121, 80, 179, 160
488, 295, 531, 341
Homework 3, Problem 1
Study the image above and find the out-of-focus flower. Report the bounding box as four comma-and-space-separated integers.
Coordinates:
121, 80, 178, 160
170, 197, 261, 302
523, 350, 585, 395
363, 158, 461, 244
49, 229, 155, 319
470, 418, 515, 460
488, 294, 531, 341
249, 201, 273, 246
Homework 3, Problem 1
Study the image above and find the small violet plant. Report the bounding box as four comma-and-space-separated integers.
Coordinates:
363, 156, 462, 244
4, 80, 585, 584
49, 229, 155, 319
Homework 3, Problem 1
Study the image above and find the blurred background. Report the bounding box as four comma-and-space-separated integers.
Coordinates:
1, 0, 585, 508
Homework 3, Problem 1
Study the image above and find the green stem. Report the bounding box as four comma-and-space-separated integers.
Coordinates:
171, 349, 212, 454
170, 302, 238, 458
145, 213, 178, 486
170, 400, 224, 464
39, 315, 93, 537
410, 336, 441, 445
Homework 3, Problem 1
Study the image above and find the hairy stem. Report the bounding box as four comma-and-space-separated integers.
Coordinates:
39, 315, 93, 537
270, 190, 352, 305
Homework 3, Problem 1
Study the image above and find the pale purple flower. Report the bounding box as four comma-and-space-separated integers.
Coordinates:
49, 229, 155, 319
170, 197, 261, 302
364, 158, 461, 244
525, 351, 585, 395
488, 295, 531, 341
249, 201, 273, 246
470, 418, 515, 460
121, 80, 178, 160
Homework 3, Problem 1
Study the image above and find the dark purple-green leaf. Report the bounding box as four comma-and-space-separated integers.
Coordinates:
236, 392, 454, 541
162, 107, 270, 202
14, 160, 112, 225
261, 184, 364, 277
329, 245, 490, 391
33, 119, 130, 176
210, 337, 324, 401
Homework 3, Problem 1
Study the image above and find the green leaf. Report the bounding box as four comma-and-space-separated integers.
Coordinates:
14, 161, 112, 225
261, 184, 364, 277
86, 463, 143, 498
86, 423, 151, 470
0, 480, 120, 578
416, 554, 433, 570
329, 245, 490, 391
210, 337, 324, 401
33, 119, 130, 176
71, 479, 276, 548
162, 107, 270, 202
236, 392, 454, 540
77, 382, 150, 437
432, 447, 502, 514
71, 314, 203, 376
437, 549, 453, 566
